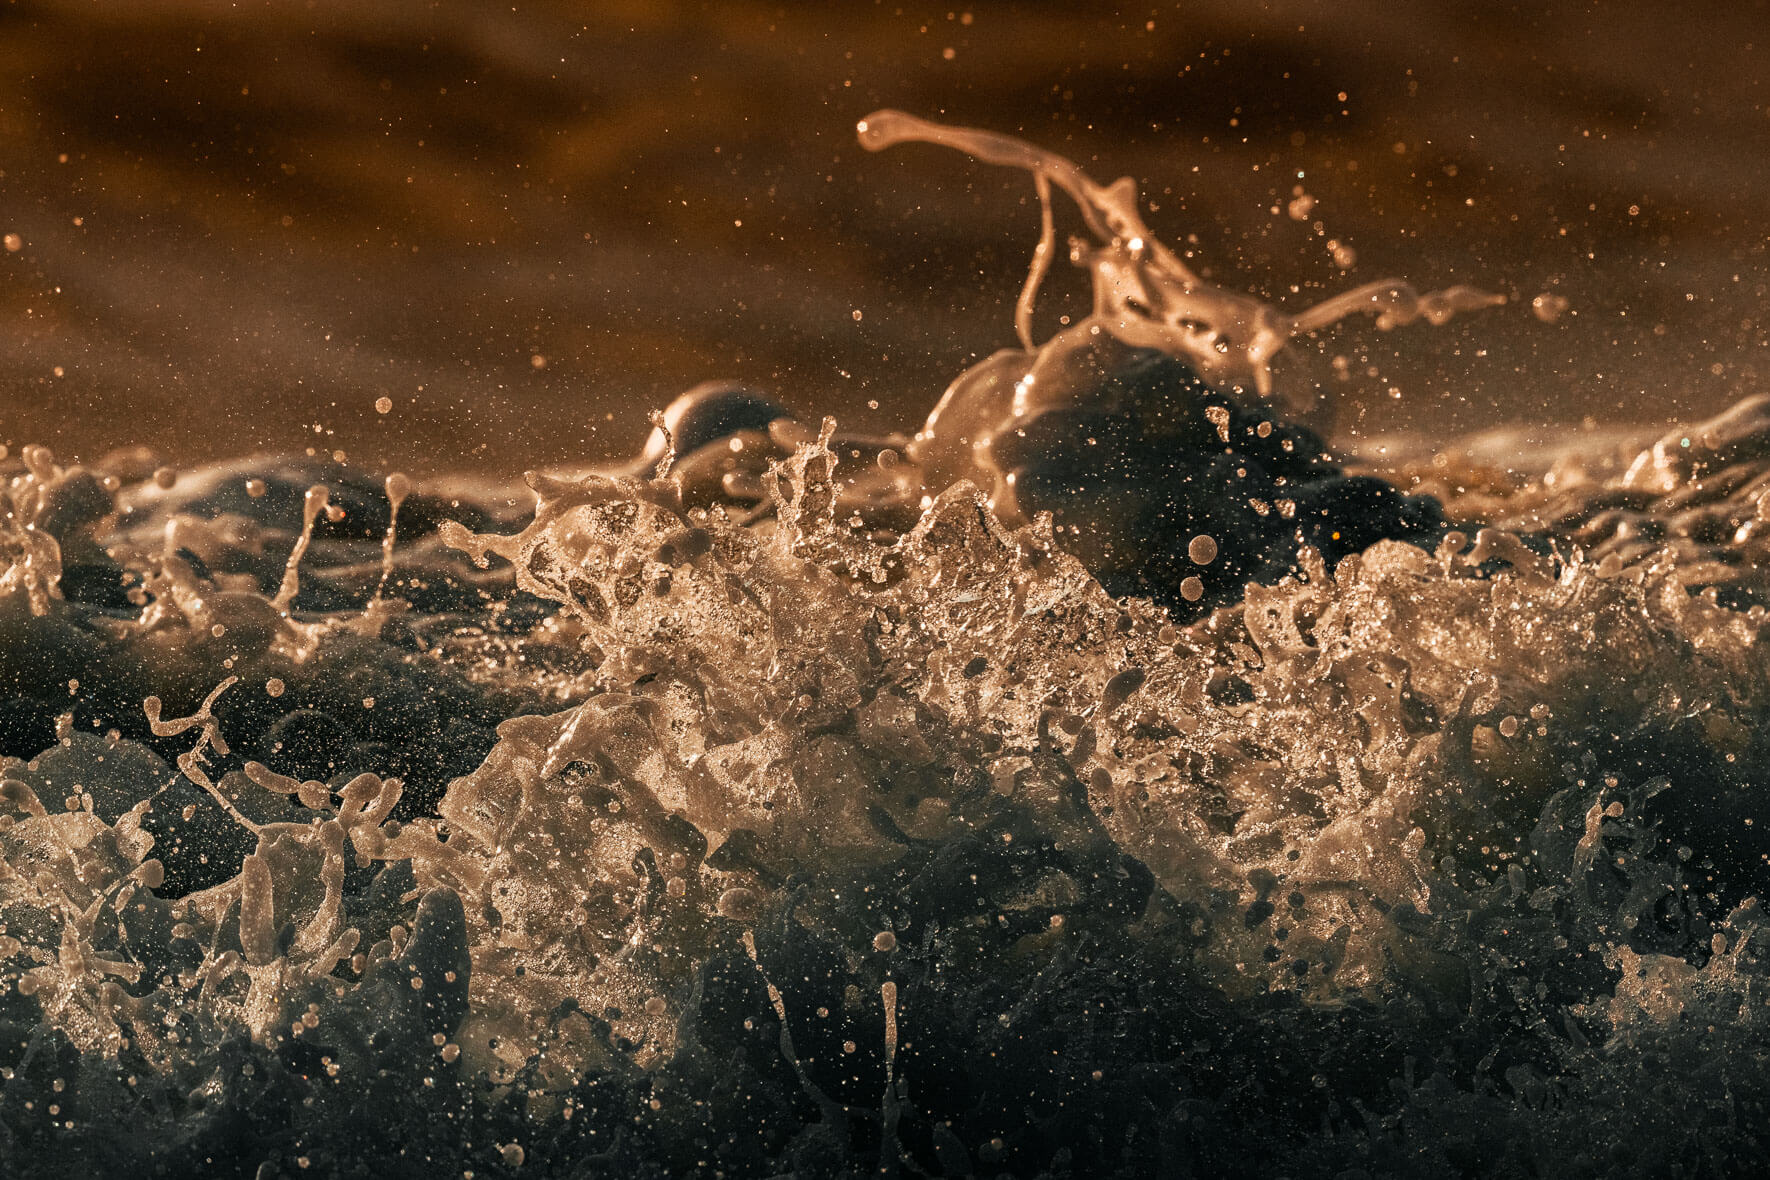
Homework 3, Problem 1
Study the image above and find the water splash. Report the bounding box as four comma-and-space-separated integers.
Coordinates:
857, 109, 1505, 399
0, 116, 1768, 1180
0, 445, 73, 615
272, 484, 330, 612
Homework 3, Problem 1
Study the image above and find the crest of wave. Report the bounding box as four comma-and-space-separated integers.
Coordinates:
423, 418, 1770, 1088
3, 416, 1770, 1171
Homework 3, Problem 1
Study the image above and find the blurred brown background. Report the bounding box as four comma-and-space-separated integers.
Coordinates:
2, 0, 1769, 475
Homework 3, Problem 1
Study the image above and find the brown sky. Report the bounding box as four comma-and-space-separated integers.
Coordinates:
3, 0, 1770, 475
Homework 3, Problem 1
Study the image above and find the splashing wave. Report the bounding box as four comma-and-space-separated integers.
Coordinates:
3, 116, 1769, 1179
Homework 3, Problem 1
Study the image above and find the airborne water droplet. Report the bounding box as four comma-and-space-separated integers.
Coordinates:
1531, 292, 1570, 323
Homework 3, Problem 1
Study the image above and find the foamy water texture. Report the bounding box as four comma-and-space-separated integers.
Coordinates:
4, 116, 1770, 1179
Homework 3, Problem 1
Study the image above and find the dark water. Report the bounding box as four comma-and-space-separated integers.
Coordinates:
5, 1, 1770, 472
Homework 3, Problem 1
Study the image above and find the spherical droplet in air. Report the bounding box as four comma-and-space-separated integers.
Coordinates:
375, 396, 393, 414
1187, 534, 1219, 565
717, 887, 760, 921
1180, 576, 1204, 602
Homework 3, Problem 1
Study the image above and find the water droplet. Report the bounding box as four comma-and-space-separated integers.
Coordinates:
717, 888, 760, 921
1531, 293, 1570, 323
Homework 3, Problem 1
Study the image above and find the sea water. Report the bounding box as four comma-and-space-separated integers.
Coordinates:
2, 114, 1767, 1179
